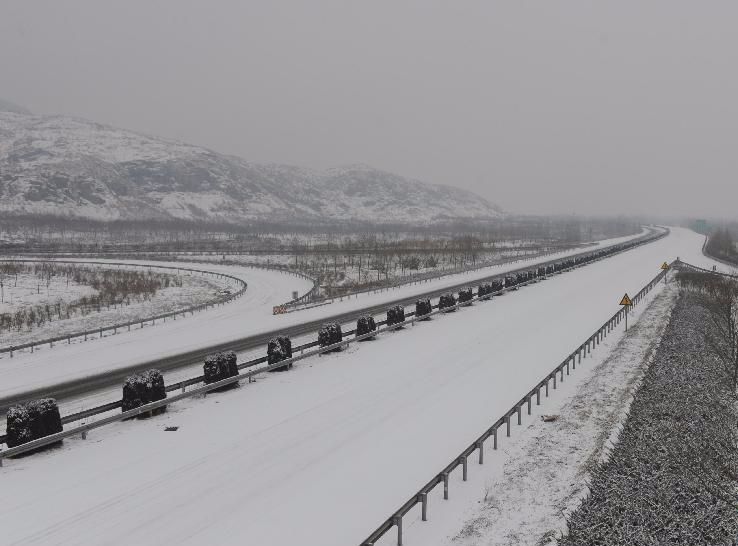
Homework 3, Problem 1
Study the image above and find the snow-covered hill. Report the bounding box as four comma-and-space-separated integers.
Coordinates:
0, 110, 502, 225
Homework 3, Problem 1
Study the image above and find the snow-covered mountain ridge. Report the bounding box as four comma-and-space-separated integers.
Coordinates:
0, 109, 502, 225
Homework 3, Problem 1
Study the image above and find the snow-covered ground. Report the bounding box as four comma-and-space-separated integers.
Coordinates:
0, 228, 650, 402
0, 227, 728, 546
403, 282, 678, 546
0, 268, 229, 348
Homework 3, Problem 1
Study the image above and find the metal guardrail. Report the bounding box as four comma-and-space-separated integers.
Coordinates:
700, 233, 738, 272
286, 245, 583, 311
0, 259, 249, 357
0, 229, 665, 412
674, 259, 738, 279
359, 263, 672, 546
282, 231, 653, 311
0, 227, 667, 458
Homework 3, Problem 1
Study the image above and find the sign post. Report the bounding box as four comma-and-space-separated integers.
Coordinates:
661, 262, 670, 284
619, 293, 633, 331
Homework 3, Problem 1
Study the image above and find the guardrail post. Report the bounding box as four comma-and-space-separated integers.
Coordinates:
553, 373, 557, 389
536, 388, 541, 405
566, 360, 570, 375
477, 441, 484, 464
517, 405, 522, 425
419, 492, 428, 521
493, 427, 498, 449
527, 395, 532, 415
506, 414, 511, 436
443, 472, 449, 499
461, 455, 468, 481
545, 379, 549, 397
394, 516, 403, 546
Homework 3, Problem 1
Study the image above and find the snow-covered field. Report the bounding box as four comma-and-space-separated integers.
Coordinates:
0, 272, 96, 314
0, 267, 228, 348
0, 228, 650, 402
0, 227, 729, 546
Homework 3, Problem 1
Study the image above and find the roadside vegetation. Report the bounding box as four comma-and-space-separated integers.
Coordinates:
560, 271, 738, 545
706, 227, 738, 265
0, 262, 182, 335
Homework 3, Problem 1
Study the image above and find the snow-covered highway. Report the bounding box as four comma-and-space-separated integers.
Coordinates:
0, 230, 653, 406
0, 227, 730, 546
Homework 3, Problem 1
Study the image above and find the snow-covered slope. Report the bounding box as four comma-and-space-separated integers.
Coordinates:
0, 110, 502, 225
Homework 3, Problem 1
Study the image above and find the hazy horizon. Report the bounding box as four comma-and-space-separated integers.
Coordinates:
2, 1, 738, 218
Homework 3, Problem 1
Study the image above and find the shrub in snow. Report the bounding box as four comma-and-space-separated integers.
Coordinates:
415, 298, 432, 318
458, 288, 473, 304
5, 398, 63, 448
203, 351, 239, 385
318, 322, 343, 349
122, 369, 167, 413
504, 275, 517, 289
538, 266, 547, 277
439, 293, 457, 311
267, 336, 293, 371
387, 305, 405, 327
356, 316, 377, 338
516, 272, 527, 284
491, 279, 504, 292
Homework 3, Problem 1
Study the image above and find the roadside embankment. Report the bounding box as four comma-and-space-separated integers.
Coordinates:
561, 293, 738, 545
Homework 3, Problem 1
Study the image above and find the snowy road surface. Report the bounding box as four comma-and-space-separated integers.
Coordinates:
0, 229, 651, 401
0, 261, 313, 401
0, 228, 730, 546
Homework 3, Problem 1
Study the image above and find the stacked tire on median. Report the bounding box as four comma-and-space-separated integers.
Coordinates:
356, 316, 377, 339
204, 351, 239, 387
268, 336, 293, 371
122, 369, 167, 415
319, 322, 343, 350
5, 399, 63, 449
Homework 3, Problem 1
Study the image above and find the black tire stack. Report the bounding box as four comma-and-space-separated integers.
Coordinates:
319, 322, 343, 350
204, 351, 239, 386
122, 369, 167, 414
439, 293, 457, 312
356, 316, 377, 338
458, 288, 473, 304
387, 305, 405, 327
267, 336, 293, 371
5, 399, 63, 449
415, 298, 432, 318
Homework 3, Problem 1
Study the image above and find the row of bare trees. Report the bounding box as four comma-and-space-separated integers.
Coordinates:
0, 262, 182, 335
706, 228, 738, 264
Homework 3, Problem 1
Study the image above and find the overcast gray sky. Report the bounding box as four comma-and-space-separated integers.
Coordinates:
1, 1, 737, 217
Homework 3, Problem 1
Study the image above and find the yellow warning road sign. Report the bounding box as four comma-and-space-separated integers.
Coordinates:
619, 293, 633, 306
661, 262, 670, 270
